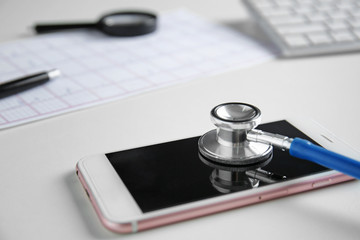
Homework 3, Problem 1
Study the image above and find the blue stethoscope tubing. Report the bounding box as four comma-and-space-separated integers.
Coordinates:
290, 138, 360, 180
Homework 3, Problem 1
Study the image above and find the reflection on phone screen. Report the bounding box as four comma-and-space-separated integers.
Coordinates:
106, 120, 328, 213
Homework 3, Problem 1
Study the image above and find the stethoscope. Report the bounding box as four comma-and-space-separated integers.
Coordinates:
198, 102, 360, 192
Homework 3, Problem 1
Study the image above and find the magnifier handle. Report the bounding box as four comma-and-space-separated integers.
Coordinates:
34, 23, 96, 33
290, 138, 360, 179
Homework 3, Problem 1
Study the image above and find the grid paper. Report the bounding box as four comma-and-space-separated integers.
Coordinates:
0, 9, 275, 129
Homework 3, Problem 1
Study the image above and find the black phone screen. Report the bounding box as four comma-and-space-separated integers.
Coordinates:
106, 120, 328, 213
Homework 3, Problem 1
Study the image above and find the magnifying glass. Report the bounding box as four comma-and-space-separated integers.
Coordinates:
34, 11, 157, 37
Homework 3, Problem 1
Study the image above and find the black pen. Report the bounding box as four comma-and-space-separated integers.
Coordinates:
0, 69, 61, 99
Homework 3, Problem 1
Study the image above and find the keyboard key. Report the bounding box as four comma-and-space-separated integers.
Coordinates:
316, 4, 335, 12
353, 29, 360, 38
328, 10, 350, 20
296, 0, 313, 4
269, 15, 306, 25
307, 12, 328, 22
261, 7, 292, 17
284, 35, 310, 47
326, 20, 348, 30
317, 0, 335, 3
331, 30, 356, 42
336, 2, 355, 10
295, 5, 315, 14
276, 23, 326, 34
307, 32, 333, 44
348, 18, 360, 28
253, 0, 275, 8
275, 0, 293, 7
349, 9, 360, 17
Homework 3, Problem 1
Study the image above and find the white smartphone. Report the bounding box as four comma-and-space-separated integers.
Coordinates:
76, 118, 357, 234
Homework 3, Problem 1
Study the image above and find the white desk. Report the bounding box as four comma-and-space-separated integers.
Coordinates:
1, 0, 360, 239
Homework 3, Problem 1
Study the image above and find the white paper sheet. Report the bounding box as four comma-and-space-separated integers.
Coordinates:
0, 9, 275, 129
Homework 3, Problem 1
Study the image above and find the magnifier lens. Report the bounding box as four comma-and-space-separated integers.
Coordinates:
99, 12, 157, 36
104, 14, 155, 26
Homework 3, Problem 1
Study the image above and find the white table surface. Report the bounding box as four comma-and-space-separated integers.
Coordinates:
1, 0, 360, 239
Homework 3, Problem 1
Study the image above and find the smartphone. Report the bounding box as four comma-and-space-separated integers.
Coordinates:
76, 119, 356, 233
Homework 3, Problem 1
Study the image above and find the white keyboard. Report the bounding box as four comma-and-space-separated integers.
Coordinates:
243, 0, 360, 57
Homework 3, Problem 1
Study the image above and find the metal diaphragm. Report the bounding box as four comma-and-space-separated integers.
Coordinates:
198, 102, 273, 166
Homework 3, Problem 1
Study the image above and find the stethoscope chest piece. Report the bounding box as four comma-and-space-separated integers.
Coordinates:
198, 103, 273, 169
199, 102, 360, 193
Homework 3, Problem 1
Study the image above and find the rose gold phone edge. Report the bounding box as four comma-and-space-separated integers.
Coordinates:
76, 164, 353, 234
